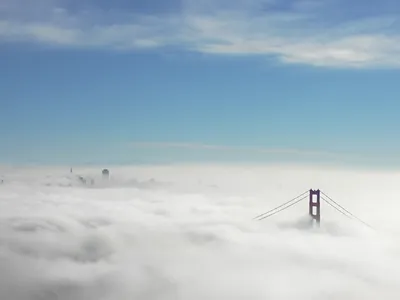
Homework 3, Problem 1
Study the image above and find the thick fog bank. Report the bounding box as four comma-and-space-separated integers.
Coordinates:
0, 164, 399, 300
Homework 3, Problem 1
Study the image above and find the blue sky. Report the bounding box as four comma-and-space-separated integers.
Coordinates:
1, 0, 400, 166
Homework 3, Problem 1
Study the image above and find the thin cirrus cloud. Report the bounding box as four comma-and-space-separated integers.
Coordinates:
1, 0, 400, 68
130, 142, 344, 158
131, 142, 400, 166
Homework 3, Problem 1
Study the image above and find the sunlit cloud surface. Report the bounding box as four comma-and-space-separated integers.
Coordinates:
1, 0, 400, 67
0, 164, 400, 299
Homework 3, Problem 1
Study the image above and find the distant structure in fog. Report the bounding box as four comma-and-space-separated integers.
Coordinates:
102, 169, 110, 180
253, 189, 372, 230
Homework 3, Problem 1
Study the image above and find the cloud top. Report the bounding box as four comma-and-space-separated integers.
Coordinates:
1, 164, 400, 299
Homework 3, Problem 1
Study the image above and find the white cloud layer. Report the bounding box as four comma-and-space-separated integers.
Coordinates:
1, 164, 400, 299
1, 0, 400, 67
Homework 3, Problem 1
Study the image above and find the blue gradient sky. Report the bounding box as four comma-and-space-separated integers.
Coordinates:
1, 0, 400, 166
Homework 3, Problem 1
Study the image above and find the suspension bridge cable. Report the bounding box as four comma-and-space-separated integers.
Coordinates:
253, 190, 309, 220
256, 195, 308, 221
321, 192, 373, 228
321, 197, 356, 221
321, 196, 373, 229
320, 194, 374, 229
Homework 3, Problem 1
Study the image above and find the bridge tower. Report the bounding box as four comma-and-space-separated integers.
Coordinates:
309, 189, 321, 226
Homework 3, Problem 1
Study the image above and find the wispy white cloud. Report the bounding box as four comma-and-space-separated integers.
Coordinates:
0, 18, 172, 49
1, 0, 400, 67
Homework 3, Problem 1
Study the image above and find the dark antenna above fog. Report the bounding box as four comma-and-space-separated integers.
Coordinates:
102, 169, 110, 180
